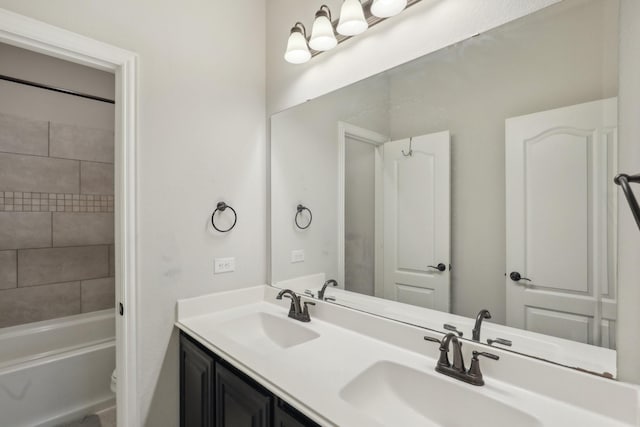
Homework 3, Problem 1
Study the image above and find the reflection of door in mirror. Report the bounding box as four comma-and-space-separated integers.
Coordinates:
342, 127, 451, 310
506, 98, 618, 349
383, 132, 451, 311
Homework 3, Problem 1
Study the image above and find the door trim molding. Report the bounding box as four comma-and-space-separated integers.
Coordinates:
337, 122, 388, 296
0, 8, 140, 426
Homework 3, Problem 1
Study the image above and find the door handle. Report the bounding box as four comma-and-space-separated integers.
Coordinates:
509, 271, 531, 282
428, 263, 447, 272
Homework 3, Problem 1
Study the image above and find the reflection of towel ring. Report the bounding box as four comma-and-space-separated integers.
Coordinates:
211, 202, 237, 232
295, 204, 312, 229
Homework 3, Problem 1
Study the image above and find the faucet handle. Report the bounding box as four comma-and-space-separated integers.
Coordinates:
487, 337, 512, 347
473, 351, 499, 361
424, 336, 451, 368
468, 351, 499, 386
304, 289, 315, 298
443, 323, 464, 337
423, 336, 441, 344
298, 301, 315, 322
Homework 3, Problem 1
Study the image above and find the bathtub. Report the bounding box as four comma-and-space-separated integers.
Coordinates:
0, 309, 116, 427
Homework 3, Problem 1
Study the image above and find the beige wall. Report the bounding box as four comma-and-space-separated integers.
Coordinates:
0, 43, 115, 328
0, 1, 267, 425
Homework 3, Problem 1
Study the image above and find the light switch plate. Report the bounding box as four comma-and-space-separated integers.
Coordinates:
291, 249, 305, 263
214, 257, 235, 274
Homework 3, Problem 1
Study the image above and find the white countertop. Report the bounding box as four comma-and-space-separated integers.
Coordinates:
275, 273, 616, 376
176, 285, 639, 427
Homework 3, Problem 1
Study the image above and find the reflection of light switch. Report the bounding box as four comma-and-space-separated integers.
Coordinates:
291, 250, 305, 263
214, 257, 235, 274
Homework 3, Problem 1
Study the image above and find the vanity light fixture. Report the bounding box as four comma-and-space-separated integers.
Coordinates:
337, 0, 369, 36
371, 0, 408, 18
309, 5, 338, 51
284, 22, 311, 64
284, 0, 422, 65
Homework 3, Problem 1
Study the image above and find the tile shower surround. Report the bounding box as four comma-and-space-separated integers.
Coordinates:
0, 112, 115, 328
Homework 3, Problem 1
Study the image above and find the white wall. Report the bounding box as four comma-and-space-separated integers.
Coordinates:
0, 1, 266, 425
267, 0, 560, 115
616, 0, 640, 385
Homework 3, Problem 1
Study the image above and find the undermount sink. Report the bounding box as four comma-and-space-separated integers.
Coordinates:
219, 312, 320, 352
340, 361, 541, 427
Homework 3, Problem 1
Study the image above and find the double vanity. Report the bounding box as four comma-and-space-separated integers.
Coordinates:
175, 286, 639, 426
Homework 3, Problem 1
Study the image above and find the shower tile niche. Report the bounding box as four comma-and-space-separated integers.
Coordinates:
0, 111, 115, 328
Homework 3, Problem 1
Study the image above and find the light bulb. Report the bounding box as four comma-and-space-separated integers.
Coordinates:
371, 0, 407, 18
309, 7, 337, 51
284, 24, 311, 64
337, 0, 368, 36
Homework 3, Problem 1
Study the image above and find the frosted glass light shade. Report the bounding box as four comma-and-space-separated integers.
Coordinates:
310, 14, 337, 51
284, 29, 311, 64
371, 0, 407, 18
337, 0, 368, 36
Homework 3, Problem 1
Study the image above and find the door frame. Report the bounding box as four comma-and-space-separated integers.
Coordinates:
337, 122, 388, 296
0, 9, 140, 426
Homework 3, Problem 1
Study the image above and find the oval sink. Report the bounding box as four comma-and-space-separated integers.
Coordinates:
219, 312, 320, 353
340, 361, 541, 427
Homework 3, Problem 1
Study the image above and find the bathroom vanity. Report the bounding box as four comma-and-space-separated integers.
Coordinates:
176, 286, 640, 427
180, 332, 318, 427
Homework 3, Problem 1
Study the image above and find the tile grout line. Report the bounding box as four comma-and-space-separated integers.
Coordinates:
9, 243, 114, 252
0, 149, 115, 165
13, 278, 106, 290
15, 248, 18, 289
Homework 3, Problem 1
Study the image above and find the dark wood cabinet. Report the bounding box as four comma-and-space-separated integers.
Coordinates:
180, 332, 319, 427
215, 362, 272, 427
180, 334, 215, 427
274, 400, 319, 427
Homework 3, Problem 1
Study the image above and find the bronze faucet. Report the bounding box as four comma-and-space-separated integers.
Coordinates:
424, 333, 499, 386
276, 289, 315, 322
472, 309, 492, 341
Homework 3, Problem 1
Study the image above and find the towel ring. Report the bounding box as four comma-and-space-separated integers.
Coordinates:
211, 202, 237, 233
295, 204, 312, 229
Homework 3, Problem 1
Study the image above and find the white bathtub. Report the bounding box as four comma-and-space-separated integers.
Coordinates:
0, 310, 116, 427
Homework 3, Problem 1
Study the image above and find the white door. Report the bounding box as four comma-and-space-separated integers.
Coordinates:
383, 131, 451, 311
505, 98, 618, 349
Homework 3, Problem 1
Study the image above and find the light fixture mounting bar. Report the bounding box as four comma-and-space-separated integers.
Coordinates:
310, 0, 423, 57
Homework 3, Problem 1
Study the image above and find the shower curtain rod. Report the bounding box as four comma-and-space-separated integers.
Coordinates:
0, 73, 115, 104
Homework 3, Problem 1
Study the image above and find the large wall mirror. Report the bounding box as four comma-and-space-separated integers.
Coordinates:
270, 0, 620, 377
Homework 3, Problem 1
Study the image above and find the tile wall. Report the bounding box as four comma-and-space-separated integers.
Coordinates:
0, 112, 115, 328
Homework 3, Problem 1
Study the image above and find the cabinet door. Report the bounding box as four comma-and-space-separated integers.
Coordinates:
180, 335, 215, 427
215, 362, 272, 427
274, 400, 320, 427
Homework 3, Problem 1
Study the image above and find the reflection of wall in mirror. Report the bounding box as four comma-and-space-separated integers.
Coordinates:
271, 0, 619, 325
271, 74, 390, 285
386, 0, 618, 323
345, 136, 376, 296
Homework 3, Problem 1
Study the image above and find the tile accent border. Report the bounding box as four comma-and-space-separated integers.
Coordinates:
0, 191, 114, 212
